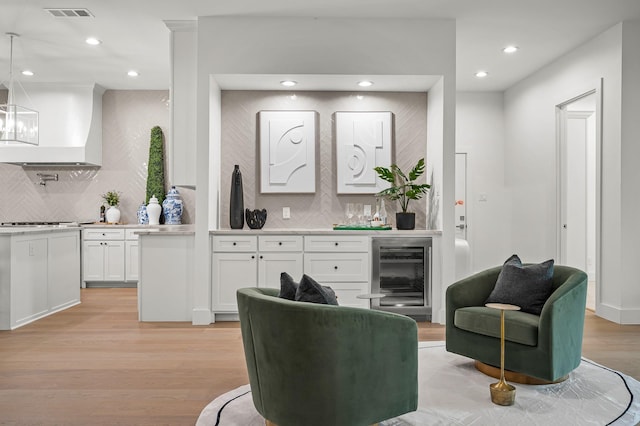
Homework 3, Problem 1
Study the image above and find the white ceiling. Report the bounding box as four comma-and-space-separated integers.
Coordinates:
2, 0, 640, 92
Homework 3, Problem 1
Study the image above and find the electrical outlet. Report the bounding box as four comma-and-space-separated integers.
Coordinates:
283, 207, 291, 219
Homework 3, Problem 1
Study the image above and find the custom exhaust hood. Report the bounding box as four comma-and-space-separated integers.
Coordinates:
0, 83, 104, 166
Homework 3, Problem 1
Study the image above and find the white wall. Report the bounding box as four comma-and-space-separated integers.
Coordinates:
503, 22, 640, 323
456, 92, 511, 272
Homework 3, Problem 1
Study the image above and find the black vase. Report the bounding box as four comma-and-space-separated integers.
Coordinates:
396, 212, 416, 230
230, 165, 244, 229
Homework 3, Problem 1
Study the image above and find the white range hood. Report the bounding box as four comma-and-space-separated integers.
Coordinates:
0, 83, 104, 166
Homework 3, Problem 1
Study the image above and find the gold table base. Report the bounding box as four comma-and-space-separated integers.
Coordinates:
485, 303, 521, 406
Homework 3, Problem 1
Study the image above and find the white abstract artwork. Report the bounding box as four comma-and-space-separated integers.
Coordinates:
259, 111, 317, 193
335, 111, 393, 194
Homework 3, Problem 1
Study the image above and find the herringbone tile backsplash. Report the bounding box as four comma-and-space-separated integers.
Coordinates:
0, 90, 195, 224
220, 91, 428, 229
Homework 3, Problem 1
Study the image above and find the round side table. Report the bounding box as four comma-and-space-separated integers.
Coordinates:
357, 293, 386, 308
485, 303, 521, 406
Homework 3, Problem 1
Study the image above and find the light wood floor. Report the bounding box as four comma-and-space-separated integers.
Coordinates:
0, 288, 638, 425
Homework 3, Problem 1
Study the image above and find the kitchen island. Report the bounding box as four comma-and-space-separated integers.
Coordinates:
137, 225, 195, 321
0, 226, 81, 330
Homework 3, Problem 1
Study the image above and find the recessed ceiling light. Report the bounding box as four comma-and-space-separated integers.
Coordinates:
127, 70, 139, 77
289, 94, 297, 100
475, 71, 489, 78
503, 46, 519, 54
85, 37, 101, 46
280, 80, 297, 87
21, 70, 34, 76
358, 80, 374, 87
356, 95, 364, 100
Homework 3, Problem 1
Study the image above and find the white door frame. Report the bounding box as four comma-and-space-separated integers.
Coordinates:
555, 79, 603, 309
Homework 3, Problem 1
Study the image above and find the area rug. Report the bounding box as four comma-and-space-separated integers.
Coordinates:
197, 342, 640, 425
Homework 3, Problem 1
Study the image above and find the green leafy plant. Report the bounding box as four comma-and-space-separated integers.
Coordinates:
146, 126, 166, 206
374, 158, 430, 213
101, 190, 120, 207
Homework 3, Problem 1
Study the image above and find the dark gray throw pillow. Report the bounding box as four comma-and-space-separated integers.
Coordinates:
485, 254, 554, 315
295, 274, 339, 305
278, 272, 298, 300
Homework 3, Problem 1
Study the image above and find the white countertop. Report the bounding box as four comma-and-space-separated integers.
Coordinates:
0, 226, 81, 236
210, 228, 442, 236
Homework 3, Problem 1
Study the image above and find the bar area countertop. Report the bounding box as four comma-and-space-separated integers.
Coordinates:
210, 228, 442, 236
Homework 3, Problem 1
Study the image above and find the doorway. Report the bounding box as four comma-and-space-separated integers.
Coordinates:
557, 89, 600, 311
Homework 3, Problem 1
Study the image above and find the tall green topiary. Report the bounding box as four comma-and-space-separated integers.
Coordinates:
146, 126, 166, 206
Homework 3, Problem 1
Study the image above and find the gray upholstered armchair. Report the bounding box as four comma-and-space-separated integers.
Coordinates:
237, 287, 418, 426
446, 265, 588, 382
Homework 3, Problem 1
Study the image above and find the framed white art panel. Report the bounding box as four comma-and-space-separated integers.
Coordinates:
258, 110, 318, 193
335, 111, 393, 194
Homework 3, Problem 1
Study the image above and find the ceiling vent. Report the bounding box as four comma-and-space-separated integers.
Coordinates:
44, 8, 94, 18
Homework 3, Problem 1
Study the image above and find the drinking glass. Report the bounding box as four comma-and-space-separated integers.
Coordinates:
345, 203, 355, 225
354, 203, 364, 225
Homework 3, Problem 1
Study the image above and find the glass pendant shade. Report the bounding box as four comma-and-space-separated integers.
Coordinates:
0, 104, 39, 145
1, 32, 39, 146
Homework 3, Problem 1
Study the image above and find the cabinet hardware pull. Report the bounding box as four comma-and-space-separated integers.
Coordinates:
278, 242, 282, 246
233, 242, 237, 246
335, 242, 339, 246
251, 255, 255, 259
259, 255, 263, 259
334, 266, 338, 270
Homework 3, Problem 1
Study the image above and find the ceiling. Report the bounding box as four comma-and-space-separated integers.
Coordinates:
2, 0, 640, 92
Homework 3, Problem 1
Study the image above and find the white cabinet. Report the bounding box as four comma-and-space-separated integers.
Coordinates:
124, 229, 140, 282
211, 235, 303, 314
0, 230, 81, 330
304, 236, 370, 308
82, 227, 142, 285
258, 235, 303, 289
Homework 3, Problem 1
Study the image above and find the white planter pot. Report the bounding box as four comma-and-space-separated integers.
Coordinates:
106, 206, 121, 224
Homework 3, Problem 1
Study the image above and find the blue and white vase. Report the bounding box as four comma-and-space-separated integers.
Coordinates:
162, 186, 183, 225
137, 202, 149, 225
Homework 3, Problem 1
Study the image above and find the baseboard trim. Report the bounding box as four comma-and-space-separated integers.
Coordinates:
192, 308, 212, 325
596, 303, 640, 324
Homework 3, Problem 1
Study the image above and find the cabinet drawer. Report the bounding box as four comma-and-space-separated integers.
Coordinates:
212, 235, 257, 252
326, 282, 370, 309
303, 253, 369, 282
258, 235, 303, 252
125, 229, 143, 240
83, 228, 125, 241
304, 235, 369, 252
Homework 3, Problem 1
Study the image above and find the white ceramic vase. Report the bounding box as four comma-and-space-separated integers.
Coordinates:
147, 195, 162, 225
106, 206, 121, 224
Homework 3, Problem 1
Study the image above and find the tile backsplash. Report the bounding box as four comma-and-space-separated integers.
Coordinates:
0, 90, 194, 224
220, 90, 428, 229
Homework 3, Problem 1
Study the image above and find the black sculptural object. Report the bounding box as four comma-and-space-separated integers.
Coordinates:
230, 165, 244, 229
246, 208, 268, 229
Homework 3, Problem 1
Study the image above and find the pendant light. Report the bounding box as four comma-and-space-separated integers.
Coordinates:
0, 32, 39, 145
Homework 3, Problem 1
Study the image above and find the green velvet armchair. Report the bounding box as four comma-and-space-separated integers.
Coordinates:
237, 287, 418, 426
446, 265, 588, 382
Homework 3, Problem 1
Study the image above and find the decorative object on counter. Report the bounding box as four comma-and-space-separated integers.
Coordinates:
146, 126, 166, 222
147, 195, 162, 225
372, 196, 388, 226
162, 186, 183, 225
137, 202, 149, 225
374, 158, 430, 230
230, 165, 244, 229
245, 208, 267, 229
333, 224, 392, 231
102, 190, 121, 224
99, 205, 106, 223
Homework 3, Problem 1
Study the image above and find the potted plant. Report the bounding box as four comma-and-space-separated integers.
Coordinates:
102, 190, 121, 224
374, 158, 430, 230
